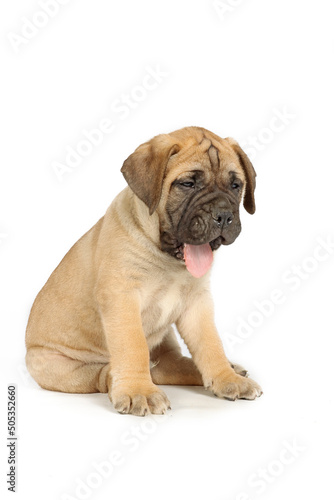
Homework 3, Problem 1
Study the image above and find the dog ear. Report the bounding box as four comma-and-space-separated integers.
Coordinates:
226, 138, 256, 214
121, 135, 180, 215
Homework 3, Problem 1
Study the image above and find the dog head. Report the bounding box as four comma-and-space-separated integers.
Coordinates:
121, 126, 256, 277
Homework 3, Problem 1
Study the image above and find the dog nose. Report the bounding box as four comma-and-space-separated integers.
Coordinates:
213, 211, 233, 227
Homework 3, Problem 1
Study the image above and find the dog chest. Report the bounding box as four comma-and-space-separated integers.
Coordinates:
140, 280, 185, 336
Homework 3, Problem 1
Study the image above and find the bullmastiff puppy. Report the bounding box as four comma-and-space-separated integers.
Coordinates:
26, 126, 262, 416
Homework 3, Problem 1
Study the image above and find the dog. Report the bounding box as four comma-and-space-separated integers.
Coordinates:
26, 126, 262, 416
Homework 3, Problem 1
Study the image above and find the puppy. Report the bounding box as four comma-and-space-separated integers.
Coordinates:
26, 126, 262, 416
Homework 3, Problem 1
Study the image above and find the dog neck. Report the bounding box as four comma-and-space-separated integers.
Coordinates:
129, 188, 161, 248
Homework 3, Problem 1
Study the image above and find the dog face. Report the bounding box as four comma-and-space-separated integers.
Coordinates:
121, 127, 256, 277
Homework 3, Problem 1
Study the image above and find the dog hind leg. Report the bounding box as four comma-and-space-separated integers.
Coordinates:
25, 347, 111, 393
150, 329, 203, 385
149, 329, 249, 385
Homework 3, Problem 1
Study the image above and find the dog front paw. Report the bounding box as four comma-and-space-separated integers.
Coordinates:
206, 371, 262, 401
110, 381, 171, 416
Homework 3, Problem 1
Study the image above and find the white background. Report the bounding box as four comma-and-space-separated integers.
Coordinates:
1, 0, 333, 499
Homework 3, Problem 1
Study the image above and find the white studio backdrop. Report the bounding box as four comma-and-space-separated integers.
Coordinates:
0, 1, 333, 499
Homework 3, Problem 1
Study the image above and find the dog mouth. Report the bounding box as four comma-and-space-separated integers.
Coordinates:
160, 228, 233, 279
174, 236, 225, 260
173, 236, 225, 278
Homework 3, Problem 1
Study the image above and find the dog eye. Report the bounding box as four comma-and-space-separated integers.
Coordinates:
231, 182, 240, 190
180, 181, 195, 188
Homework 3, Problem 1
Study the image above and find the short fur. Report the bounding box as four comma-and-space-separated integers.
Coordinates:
25, 126, 262, 416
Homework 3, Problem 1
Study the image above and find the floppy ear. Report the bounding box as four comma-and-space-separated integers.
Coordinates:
121, 135, 180, 215
226, 138, 256, 214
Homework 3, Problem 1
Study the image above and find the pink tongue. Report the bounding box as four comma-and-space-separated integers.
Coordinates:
184, 243, 213, 278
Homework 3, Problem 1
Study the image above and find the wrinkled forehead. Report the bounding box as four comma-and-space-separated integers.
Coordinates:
165, 136, 245, 185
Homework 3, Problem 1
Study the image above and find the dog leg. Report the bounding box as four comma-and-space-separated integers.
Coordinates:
149, 329, 248, 384
150, 329, 203, 385
26, 347, 111, 393
97, 290, 170, 416
176, 291, 262, 401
